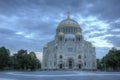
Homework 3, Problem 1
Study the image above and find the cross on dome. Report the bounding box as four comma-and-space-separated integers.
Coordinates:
67, 12, 70, 19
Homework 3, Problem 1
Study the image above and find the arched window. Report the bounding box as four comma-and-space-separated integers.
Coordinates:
59, 55, 63, 59
78, 55, 81, 59
66, 27, 67, 33
73, 28, 75, 32
63, 28, 65, 32
84, 55, 86, 58
75, 28, 77, 32
60, 37, 62, 41
66, 27, 68, 33
68, 27, 70, 32
78, 37, 80, 41
70, 27, 71, 32
84, 62, 86, 66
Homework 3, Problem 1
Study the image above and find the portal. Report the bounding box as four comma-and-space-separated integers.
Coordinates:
68, 59, 73, 69
59, 64, 63, 69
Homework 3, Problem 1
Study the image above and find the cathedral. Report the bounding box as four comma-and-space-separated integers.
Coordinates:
42, 13, 96, 70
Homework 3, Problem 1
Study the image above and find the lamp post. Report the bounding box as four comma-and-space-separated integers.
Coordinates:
104, 57, 106, 72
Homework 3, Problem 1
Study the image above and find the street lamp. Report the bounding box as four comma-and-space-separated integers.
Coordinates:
104, 57, 106, 72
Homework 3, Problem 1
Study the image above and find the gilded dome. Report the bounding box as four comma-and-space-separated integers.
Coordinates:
58, 12, 80, 28
58, 32, 64, 36
75, 32, 81, 36
44, 45, 48, 48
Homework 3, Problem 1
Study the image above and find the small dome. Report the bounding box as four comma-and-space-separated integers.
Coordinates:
44, 45, 48, 48
58, 32, 64, 36
75, 32, 81, 36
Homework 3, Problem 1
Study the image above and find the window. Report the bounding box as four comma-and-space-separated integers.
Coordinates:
72, 39, 74, 41
65, 39, 67, 41
68, 27, 70, 32
44, 62, 47, 67
71, 27, 72, 32
59, 55, 63, 59
93, 62, 95, 67
68, 48, 72, 52
78, 55, 81, 59
84, 62, 86, 66
84, 55, 86, 58
59, 64, 63, 69
73, 28, 75, 32
79, 37, 80, 41
58, 29, 60, 32
60, 37, 62, 41
74, 28, 76, 32
77, 37, 80, 41
54, 62, 56, 66
63, 28, 65, 32
69, 27, 71, 32
56, 46, 57, 49
54, 55, 56, 58
78, 64, 81, 69
66, 27, 67, 33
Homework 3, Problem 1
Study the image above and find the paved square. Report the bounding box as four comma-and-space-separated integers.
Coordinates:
0, 71, 120, 80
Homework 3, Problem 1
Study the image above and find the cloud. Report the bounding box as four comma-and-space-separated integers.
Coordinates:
0, 0, 120, 59
35, 52, 43, 62
96, 47, 110, 59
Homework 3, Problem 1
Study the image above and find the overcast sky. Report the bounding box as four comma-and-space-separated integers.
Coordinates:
0, 0, 120, 59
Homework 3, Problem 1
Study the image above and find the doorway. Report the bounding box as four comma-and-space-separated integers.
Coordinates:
68, 59, 73, 69
59, 64, 63, 69
78, 64, 81, 69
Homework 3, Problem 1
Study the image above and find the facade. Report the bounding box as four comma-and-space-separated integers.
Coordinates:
42, 13, 96, 70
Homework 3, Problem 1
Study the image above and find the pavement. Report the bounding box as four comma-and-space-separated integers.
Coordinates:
0, 71, 120, 80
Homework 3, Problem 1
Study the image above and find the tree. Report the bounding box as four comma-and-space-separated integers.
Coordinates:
11, 50, 41, 71
0, 46, 10, 70
96, 59, 102, 70
16, 49, 28, 70
28, 51, 41, 70
0, 47, 41, 71
101, 47, 120, 71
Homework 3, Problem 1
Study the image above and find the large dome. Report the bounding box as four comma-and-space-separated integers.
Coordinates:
58, 19, 80, 28
57, 13, 80, 28
56, 12, 81, 34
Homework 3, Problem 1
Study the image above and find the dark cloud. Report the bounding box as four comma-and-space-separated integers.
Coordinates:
0, 28, 15, 35
105, 36, 120, 48
0, 0, 120, 58
88, 0, 120, 22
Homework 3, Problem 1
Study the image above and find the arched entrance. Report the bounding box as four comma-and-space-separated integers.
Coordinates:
68, 58, 74, 69
69, 60, 72, 69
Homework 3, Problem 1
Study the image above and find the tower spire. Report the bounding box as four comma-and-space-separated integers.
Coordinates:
67, 12, 70, 19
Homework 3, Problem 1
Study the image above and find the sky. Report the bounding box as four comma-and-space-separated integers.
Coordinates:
0, 0, 120, 60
